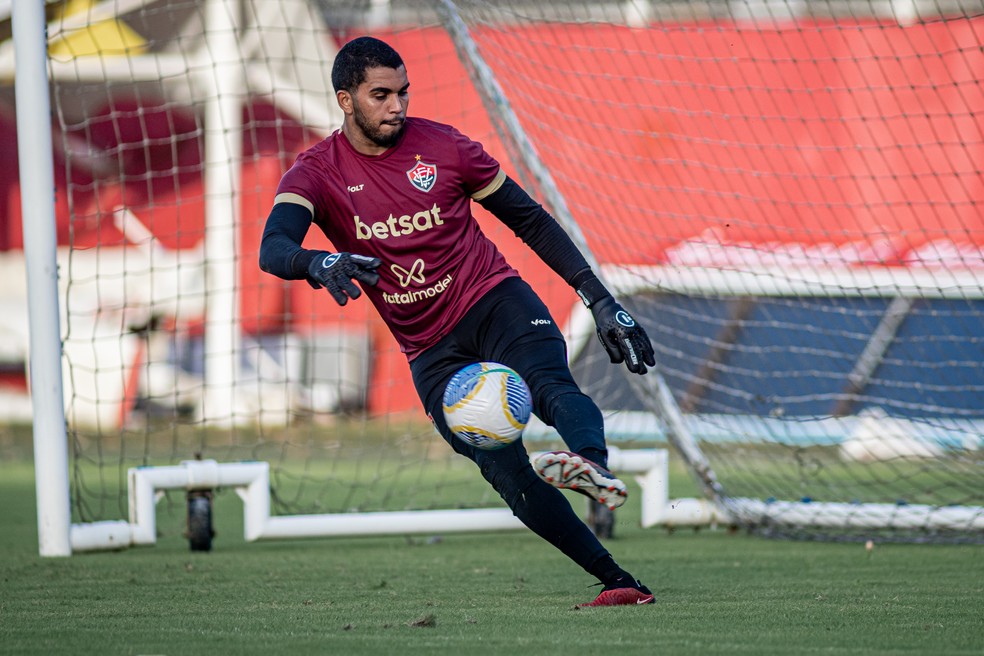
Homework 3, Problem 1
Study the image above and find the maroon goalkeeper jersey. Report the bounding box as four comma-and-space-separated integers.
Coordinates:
275, 117, 518, 359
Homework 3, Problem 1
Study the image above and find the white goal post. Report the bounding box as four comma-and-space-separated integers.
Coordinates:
11, 0, 984, 555
69, 448, 714, 553
13, 0, 72, 558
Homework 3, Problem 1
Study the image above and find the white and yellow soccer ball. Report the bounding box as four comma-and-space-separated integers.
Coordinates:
442, 362, 533, 450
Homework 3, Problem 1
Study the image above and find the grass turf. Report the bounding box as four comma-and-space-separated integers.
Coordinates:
1, 459, 982, 655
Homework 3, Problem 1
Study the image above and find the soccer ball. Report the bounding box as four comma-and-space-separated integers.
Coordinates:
442, 362, 533, 450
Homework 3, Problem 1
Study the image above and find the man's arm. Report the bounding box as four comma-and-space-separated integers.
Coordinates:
477, 176, 656, 375
258, 198, 381, 306
258, 199, 320, 279
475, 175, 590, 284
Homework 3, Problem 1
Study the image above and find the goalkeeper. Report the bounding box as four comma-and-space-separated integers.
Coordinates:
259, 36, 656, 608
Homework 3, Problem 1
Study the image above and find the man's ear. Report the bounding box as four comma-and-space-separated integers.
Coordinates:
336, 89, 353, 115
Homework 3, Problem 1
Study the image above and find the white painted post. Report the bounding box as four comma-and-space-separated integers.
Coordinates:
202, 0, 244, 425
13, 0, 72, 556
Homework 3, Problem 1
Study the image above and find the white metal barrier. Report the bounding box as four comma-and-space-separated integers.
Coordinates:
69, 448, 727, 552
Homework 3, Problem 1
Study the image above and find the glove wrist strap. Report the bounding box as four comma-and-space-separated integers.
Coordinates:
294, 249, 327, 279
574, 272, 611, 308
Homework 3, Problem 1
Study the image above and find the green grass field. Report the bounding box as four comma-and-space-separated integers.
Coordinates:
2, 456, 983, 656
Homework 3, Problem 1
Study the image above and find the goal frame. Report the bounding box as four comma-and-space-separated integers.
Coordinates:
17, 0, 721, 557
67, 447, 703, 553
17, 0, 984, 553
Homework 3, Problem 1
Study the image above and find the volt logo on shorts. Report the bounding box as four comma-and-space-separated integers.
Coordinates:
531, 319, 552, 326
391, 259, 426, 287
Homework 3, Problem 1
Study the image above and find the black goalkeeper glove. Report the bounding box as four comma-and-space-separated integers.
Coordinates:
575, 273, 656, 375
307, 251, 382, 306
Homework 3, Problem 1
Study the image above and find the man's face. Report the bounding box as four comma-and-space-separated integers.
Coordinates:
343, 65, 409, 150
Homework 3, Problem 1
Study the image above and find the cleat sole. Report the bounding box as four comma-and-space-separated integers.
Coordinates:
532, 451, 628, 509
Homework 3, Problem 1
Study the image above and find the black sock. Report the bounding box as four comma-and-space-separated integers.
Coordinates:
605, 572, 641, 589
578, 446, 608, 469
588, 554, 637, 588
491, 460, 609, 571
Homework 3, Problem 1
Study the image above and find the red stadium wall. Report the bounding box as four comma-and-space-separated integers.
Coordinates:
456, 19, 984, 267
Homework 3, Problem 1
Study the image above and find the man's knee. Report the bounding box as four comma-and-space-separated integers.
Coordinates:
477, 444, 539, 507
534, 388, 601, 425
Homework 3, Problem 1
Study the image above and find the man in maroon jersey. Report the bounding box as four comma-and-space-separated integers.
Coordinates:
259, 36, 656, 607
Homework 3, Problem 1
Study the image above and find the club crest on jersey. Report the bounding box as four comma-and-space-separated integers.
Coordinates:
407, 158, 437, 192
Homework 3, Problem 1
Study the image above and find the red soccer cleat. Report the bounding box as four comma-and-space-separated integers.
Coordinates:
532, 451, 628, 510
576, 584, 655, 608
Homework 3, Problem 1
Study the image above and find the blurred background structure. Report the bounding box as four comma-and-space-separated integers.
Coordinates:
6, 1, 983, 547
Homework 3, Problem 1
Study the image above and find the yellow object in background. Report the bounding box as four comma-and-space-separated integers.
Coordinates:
48, 0, 147, 58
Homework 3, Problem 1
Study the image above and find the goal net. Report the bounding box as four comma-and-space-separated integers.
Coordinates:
9, 0, 983, 547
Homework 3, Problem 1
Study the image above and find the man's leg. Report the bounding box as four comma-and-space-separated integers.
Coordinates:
410, 340, 612, 578
422, 396, 650, 605
466, 279, 626, 510
408, 280, 653, 605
